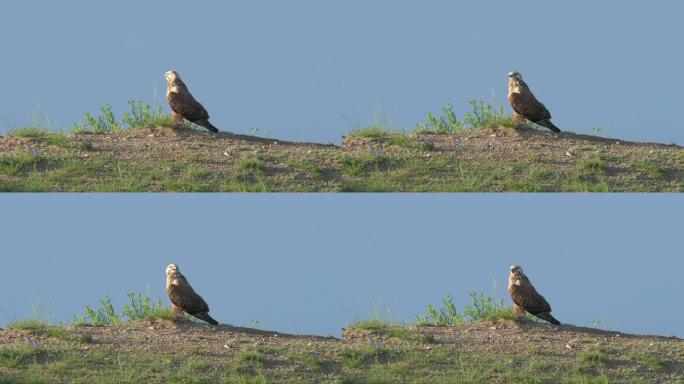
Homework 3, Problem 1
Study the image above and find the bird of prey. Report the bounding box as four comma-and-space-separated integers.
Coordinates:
165, 263, 219, 325
508, 265, 561, 325
163, 70, 219, 133
508, 71, 561, 133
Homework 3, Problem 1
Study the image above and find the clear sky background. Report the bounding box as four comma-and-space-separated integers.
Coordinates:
1, 1, 683, 144
2, 195, 682, 338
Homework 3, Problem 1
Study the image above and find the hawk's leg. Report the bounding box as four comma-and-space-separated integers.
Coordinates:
511, 112, 529, 129
171, 112, 185, 129
512, 303, 526, 319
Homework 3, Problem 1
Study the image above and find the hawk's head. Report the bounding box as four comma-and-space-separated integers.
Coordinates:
510, 265, 529, 281
508, 71, 523, 81
510, 265, 524, 276
166, 263, 179, 276
164, 70, 180, 84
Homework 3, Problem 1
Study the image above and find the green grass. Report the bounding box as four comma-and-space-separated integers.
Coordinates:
1, 99, 682, 192
628, 351, 668, 372
577, 156, 606, 175
71, 100, 173, 133
416, 292, 515, 326
578, 347, 609, 367
415, 100, 515, 134
73, 292, 173, 326
0, 343, 54, 370
236, 348, 266, 365
631, 160, 667, 179
1, 320, 681, 383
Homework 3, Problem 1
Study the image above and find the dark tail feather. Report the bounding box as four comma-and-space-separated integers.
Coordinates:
194, 312, 219, 325
535, 312, 561, 325
536, 119, 561, 133
195, 119, 219, 133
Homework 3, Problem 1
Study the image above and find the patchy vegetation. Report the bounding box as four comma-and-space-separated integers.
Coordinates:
1, 101, 681, 192
1, 319, 681, 383
72, 292, 173, 326
1, 291, 681, 382
415, 293, 516, 326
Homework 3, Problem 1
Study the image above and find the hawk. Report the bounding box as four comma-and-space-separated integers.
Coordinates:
508, 71, 561, 133
165, 263, 219, 325
508, 265, 561, 325
164, 70, 219, 133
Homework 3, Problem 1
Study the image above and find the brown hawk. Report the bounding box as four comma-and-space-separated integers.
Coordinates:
164, 70, 219, 132
508, 71, 561, 133
508, 265, 560, 325
165, 263, 218, 325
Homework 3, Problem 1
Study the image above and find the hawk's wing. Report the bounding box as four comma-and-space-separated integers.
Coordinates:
167, 90, 210, 123
509, 280, 551, 315
167, 277, 210, 315
509, 86, 551, 122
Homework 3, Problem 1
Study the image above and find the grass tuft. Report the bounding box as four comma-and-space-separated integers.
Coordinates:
73, 292, 172, 326
72, 100, 172, 134
578, 347, 609, 367
416, 100, 514, 134
416, 292, 514, 326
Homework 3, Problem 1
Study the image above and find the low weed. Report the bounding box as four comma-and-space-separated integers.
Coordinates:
290, 352, 328, 372
631, 160, 666, 179
73, 292, 172, 326
121, 100, 172, 129
416, 104, 464, 134
7, 318, 51, 331
236, 348, 266, 365
72, 100, 171, 133
462, 100, 514, 129
578, 347, 609, 367
628, 352, 668, 372
341, 346, 394, 369
416, 292, 513, 326
416, 100, 514, 134
577, 156, 606, 175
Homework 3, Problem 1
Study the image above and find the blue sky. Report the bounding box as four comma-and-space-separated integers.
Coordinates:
2, 195, 683, 337
1, 1, 683, 144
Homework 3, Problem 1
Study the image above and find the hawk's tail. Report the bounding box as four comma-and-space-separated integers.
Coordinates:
194, 312, 219, 325
195, 119, 219, 133
535, 312, 561, 325
536, 119, 561, 133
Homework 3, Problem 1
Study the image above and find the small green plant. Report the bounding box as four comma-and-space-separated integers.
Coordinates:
10, 125, 53, 138
236, 348, 266, 365
7, 318, 51, 331
416, 104, 464, 134
341, 346, 386, 369
72, 100, 171, 133
462, 100, 514, 129
578, 348, 608, 367
416, 295, 465, 326
462, 292, 512, 322
416, 100, 513, 134
416, 292, 513, 326
121, 100, 172, 129
75, 294, 120, 326
235, 157, 264, 172
577, 156, 606, 175
291, 352, 328, 372
0, 345, 35, 369
121, 292, 171, 322
72, 103, 124, 134
352, 318, 395, 330
9, 106, 61, 137
628, 352, 668, 372
73, 292, 172, 326
631, 160, 666, 179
